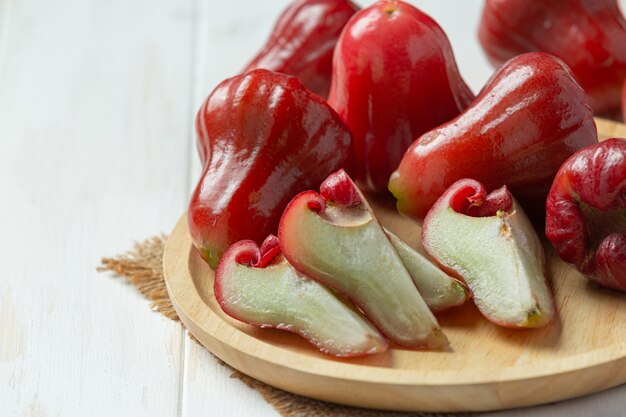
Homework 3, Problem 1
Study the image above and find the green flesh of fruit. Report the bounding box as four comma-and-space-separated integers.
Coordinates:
219, 255, 386, 357
424, 206, 554, 328
283, 202, 447, 348
385, 230, 467, 312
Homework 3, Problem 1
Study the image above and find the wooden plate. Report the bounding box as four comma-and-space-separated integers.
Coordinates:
164, 118, 626, 413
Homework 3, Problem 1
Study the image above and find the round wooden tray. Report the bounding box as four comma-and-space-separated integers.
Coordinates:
164, 118, 626, 413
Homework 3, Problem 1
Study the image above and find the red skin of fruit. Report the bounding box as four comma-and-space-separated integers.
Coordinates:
546, 139, 626, 292
389, 52, 598, 221
327, 0, 474, 193
243, 0, 359, 99
622, 79, 626, 122
478, 0, 626, 116
190, 69, 352, 269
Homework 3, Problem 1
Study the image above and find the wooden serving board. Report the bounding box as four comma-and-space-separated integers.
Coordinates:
164, 118, 626, 413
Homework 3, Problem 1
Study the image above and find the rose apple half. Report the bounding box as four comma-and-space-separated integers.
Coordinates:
190, 69, 352, 269
389, 52, 598, 221
422, 179, 556, 328
244, 0, 359, 98
328, 0, 474, 193
546, 139, 626, 292
215, 235, 387, 357
278, 170, 448, 348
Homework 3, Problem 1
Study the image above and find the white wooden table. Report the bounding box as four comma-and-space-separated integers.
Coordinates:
1, 1, 624, 416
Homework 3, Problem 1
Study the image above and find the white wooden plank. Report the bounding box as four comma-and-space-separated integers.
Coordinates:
181, 339, 277, 417
0, 0, 11, 80
0, 0, 194, 415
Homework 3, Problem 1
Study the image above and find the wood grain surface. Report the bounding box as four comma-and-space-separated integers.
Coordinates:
165, 120, 626, 413
0, 0, 194, 415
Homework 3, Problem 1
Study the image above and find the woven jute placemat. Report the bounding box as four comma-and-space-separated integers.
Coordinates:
98, 236, 477, 417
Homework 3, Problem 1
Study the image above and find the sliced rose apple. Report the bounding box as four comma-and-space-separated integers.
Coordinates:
422, 179, 556, 328
385, 229, 467, 313
279, 170, 448, 348
215, 235, 388, 357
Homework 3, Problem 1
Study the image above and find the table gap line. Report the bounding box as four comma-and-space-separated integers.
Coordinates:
181, 0, 199, 199
178, 0, 199, 415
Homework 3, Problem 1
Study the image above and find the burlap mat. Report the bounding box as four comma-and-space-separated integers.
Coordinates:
98, 236, 477, 417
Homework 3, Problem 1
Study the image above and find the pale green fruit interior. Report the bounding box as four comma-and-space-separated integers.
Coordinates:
220, 256, 386, 356
285, 202, 446, 347
424, 204, 554, 327
386, 229, 467, 312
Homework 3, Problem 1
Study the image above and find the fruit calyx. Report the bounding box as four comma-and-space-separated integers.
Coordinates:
448, 180, 514, 218
304, 170, 371, 227
235, 235, 283, 269
320, 169, 363, 207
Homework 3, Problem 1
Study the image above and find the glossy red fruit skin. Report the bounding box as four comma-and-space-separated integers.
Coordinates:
389, 52, 598, 221
478, 0, 626, 116
546, 139, 626, 292
622, 79, 626, 122
243, 0, 359, 99
327, 0, 474, 193
190, 69, 352, 269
